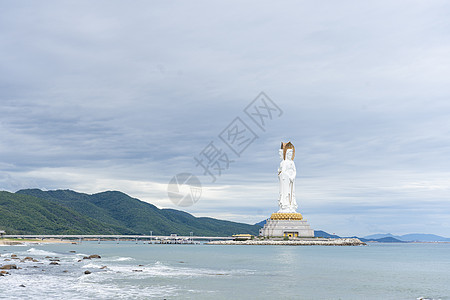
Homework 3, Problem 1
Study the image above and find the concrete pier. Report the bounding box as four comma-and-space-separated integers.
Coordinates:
207, 238, 366, 246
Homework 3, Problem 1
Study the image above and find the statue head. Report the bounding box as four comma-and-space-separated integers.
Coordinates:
281, 141, 295, 160
279, 149, 284, 160
286, 149, 294, 160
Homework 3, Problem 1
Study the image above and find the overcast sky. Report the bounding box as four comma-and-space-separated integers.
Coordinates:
1, 1, 450, 236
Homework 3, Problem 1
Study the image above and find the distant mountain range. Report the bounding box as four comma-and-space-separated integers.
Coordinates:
0, 189, 261, 236
363, 233, 450, 242
313, 231, 406, 242
358, 236, 407, 243
253, 220, 450, 242
314, 232, 450, 242
314, 231, 450, 243
313, 230, 341, 239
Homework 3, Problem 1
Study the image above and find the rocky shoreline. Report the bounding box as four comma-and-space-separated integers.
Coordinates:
206, 238, 366, 246
1, 251, 104, 279
0, 240, 24, 246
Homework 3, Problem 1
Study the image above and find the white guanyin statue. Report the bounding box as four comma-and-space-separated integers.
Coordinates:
277, 142, 298, 213
259, 141, 315, 238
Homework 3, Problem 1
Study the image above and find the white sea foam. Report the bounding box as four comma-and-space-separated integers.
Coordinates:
0, 271, 180, 299
83, 263, 104, 268
115, 257, 133, 261
102, 261, 240, 279
103, 256, 134, 262
0, 243, 28, 247
26, 248, 59, 256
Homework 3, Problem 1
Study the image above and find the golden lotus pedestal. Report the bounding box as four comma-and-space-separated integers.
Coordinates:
270, 213, 303, 221
260, 212, 314, 238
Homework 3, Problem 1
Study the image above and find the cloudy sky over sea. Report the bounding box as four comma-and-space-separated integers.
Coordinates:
1, 1, 449, 236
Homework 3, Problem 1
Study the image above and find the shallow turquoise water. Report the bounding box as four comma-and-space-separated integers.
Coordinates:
1, 242, 449, 299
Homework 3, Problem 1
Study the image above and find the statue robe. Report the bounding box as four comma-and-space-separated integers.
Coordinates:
278, 158, 298, 212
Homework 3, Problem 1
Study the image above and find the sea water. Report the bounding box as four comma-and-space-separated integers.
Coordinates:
0, 242, 449, 299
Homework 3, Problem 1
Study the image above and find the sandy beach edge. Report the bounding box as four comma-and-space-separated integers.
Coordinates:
0, 239, 73, 246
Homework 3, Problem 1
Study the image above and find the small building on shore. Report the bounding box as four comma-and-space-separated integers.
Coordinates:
232, 234, 253, 241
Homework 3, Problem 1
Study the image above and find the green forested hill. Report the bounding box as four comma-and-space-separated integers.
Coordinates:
5, 189, 260, 236
0, 191, 124, 234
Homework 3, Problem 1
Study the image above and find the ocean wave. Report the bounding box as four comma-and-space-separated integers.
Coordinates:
0, 271, 181, 299
25, 248, 59, 256
0, 243, 28, 247
104, 256, 134, 262
102, 261, 245, 278
83, 263, 104, 268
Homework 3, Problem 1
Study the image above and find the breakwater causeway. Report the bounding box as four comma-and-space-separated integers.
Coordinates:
206, 238, 366, 246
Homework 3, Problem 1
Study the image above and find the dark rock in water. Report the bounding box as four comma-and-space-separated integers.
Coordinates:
69, 251, 76, 253
49, 259, 60, 262
49, 262, 59, 265
138, 264, 144, 266
10, 254, 17, 258
24, 257, 34, 261
19, 284, 26, 288
32, 259, 39, 262
77, 260, 82, 262
71, 242, 77, 244
45, 256, 52, 258
4, 259, 11, 261
0, 264, 17, 270
0, 273, 3, 276
0, 271, 10, 274
84, 270, 91, 275
100, 266, 107, 269
88, 254, 101, 259
132, 269, 143, 272
63, 270, 68, 273
82, 256, 90, 260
